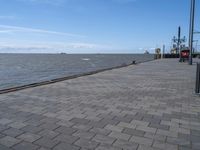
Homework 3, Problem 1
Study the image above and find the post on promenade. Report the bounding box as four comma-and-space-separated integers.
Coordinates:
189, 0, 195, 65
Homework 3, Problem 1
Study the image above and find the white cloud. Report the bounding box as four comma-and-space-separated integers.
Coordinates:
69, 43, 97, 49
0, 25, 86, 38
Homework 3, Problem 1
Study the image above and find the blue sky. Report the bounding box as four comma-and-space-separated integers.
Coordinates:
0, 0, 199, 53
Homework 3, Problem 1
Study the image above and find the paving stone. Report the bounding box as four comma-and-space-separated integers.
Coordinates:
56, 120, 74, 127
0, 119, 12, 125
54, 134, 79, 144
88, 120, 108, 128
24, 119, 43, 126
38, 129, 60, 139
17, 132, 41, 142
53, 142, 80, 150
70, 118, 90, 125
157, 129, 178, 138
136, 126, 157, 134
7, 122, 26, 129
90, 127, 111, 136
143, 117, 161, 124
108, 131, 130, 141
0, 136, 21, 147
75, 138, 99, 149
95, 143, 122, 150
39, 123, 60, 130
104, 124, 124, 132
21, 125, 43, 134
0, 125, 9, 132
34, 137, 59, 149
144, 132, 166, 142
92, 134, 116, 145
0, 144, 12, 150
12, 141, 39, 150
153, 140, 178, 150
113, 139, 138, 150
73, 130, 95, 140
72, 124, 93, 131
166, 137, 190, 147
130, 120, 149, 127
122, 128, 145, 137
40, 117, 60, 124
55, 126, 77, 135
113, 116, 132, 123
2, 128, 24, 138
149, 123, 169, 130
130, 136, 153, 146
137, 145, 161, 150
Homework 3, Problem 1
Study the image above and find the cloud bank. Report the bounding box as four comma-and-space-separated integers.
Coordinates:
0, 25, 85, 38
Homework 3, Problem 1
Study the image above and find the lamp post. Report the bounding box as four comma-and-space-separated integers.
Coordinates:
189, 0, 195, 65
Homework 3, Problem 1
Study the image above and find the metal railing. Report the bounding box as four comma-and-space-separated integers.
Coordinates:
195, 63, 200, 94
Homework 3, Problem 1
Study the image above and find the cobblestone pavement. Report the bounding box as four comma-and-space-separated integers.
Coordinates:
0, 59, 199, 150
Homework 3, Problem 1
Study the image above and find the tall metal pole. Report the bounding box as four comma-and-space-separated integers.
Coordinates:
189, 0, 195, 65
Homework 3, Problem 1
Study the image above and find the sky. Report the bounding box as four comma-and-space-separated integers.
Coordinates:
0, 0, 199, 53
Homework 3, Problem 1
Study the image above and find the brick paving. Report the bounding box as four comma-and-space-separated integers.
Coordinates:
0, 59, 199, 150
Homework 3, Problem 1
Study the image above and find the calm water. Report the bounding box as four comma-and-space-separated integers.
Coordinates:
0, 54, 154, 90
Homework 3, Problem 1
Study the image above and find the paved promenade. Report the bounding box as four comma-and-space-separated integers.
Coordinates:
0, 59, 199, 150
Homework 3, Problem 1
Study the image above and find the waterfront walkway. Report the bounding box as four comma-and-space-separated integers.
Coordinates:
0, 59, 199, 150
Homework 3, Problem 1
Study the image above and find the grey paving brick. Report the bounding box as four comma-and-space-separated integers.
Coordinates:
0, 144, 12, 150
122, 128, 145, 137
7, 122, 26, 129
73, 130, 95, 140
21, 125, 43, 134
56, 120, 74, 127
40, 117, 60, 124
92, 134, 116, 145
90, 127, 111, 136
0, 119, 12, 125
0, 136, 21, 147
12, 141, 39, 150
34, 137, 59, 149
38, 129, 60, 139
95, 143, 122, 150
54, 134, 79, 144
113, 139, 138, 150
149, 123, 169, 130
53, 142, 80, 150
137, 145, 161, 150
55, 126, 77, 135
75, 138, 99, 149
17, 132, 41, 142
153, 140, 178, 150
72, 124, 93, 131
39, 123, 60, 130
144, 132, 166, 142
108, 131, 130, 141
166, 137, 190, 147
2, 128, 24, 138
130, 136, 153, 146
0, 125, 9, 132
70, 118, 90, 125
104, 124, 124, 132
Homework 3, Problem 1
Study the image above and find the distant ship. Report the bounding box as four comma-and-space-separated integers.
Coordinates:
60, 52, 67, 54
144, 50, 150, 54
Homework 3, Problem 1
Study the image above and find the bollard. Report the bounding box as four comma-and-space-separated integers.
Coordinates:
195, 63, 200, 94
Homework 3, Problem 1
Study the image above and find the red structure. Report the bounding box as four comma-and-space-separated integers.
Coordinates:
180, 49, 190, 62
